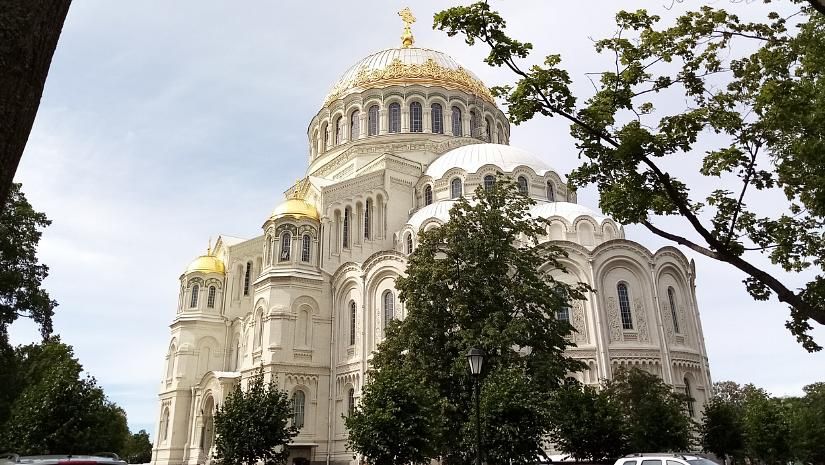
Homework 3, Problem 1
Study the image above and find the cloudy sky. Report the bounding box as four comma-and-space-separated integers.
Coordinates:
11, 0, 824, 437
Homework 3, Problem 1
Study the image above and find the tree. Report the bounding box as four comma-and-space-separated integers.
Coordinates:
0, 183, 56, 344
548, 380, 627, 462
787, 383, 825, 464
700, 395, 746, 464
345, 366, 442, 465
213, 371, 297, 465
122, 430, 153, 464
0, 1, 72, 213
740, 387, 791, 465
347, 180, 588, 465
603, 367, 693, 453
434, 1, 825, 351
0, 338, 130, 455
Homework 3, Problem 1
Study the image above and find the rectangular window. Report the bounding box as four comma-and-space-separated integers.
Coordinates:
243, 262, 251, 296
350, 304, 356, 346
343, 208, 350, 248
641, 460, 662, 465
364, 200, 371, 240
556, 306, 570, 323
207, 287, 216, 308
301, 235, 311, 262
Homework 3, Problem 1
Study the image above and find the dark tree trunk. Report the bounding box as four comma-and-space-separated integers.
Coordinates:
0, 0, 72, 213
809, 0, 825, 15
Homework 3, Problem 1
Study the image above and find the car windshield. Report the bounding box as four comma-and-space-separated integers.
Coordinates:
688, 459, 718, 465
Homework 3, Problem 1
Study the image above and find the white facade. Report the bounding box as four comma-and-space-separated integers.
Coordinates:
152, 45, 712, 465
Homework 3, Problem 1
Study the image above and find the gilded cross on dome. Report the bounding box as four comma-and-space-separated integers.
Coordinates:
398, 7, 416, 48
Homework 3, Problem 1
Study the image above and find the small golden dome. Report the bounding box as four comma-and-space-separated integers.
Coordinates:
271, 198, 319, 221
186, 255, 225, 274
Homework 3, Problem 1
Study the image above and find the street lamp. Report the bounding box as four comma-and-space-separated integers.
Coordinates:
466, 347, 485, 465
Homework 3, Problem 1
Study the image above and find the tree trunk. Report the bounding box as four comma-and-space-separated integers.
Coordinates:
0, 1, 72, 213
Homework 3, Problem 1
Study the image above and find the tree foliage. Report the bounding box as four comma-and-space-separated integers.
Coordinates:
0, 338, 129, 455
213, 371, 298, 465
122, 430, 153, 464
0, 183, 56, 344
434, 1, 825, 351
548, 380, 626, 462
347, 180, 588, 465
698, 381, 825, 465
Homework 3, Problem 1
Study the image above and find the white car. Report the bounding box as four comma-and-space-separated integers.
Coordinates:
0, 454, 127, 465
614, 453, 719, 465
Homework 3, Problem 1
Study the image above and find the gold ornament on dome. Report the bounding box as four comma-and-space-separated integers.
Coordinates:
398, 7, 416, 48
323, 57, 495, 106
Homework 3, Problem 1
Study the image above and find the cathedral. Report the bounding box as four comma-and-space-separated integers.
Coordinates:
152, 10, 712, 465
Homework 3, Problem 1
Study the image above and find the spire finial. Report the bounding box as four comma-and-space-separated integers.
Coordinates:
398, 7, 416, 48
207, 238, 212, 256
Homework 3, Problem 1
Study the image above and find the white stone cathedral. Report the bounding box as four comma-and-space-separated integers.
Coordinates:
152, 15, 712, 465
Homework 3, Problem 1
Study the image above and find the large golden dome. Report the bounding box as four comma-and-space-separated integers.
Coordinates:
271, 198, 319, 221
186, 254, 225, 274
324, 47, 494, 106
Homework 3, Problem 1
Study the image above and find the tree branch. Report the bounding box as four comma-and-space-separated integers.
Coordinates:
726, 142, 759, 247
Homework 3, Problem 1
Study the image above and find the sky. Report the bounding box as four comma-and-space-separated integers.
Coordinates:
10, 0, 825, 438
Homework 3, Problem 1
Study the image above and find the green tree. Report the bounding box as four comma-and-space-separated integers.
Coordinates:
213, 371, 297, 465
700, 394, 746, 464
122, 429, 153, 464
740, 387, 791, 464
548, 380, 627, 462
787, 383, 825, 464
0, 338, 129, 455
348, 180, 588, 465
604, 367, 693, 453
0, 183, 56, 343
345, 366, 442, 465
434, 1, 825, 351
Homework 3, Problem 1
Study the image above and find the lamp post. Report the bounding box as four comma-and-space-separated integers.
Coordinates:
466, 347, 485, 465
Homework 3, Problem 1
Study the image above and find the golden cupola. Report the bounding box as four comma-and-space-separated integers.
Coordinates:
185, 249, 225, 274
323, 7, 494, 106
270, 198, 319, 221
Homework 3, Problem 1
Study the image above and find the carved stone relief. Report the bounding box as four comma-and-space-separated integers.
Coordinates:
635, 298, 650, 342
607, 297, 622, 342
572, 301, 588, 343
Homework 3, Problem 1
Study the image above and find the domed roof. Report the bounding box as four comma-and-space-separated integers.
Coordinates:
271, 198, 319, 221
186, 255, 225, 274
425, 143, 555, 180
324, 47, 494, 106
405, 200, 613, 232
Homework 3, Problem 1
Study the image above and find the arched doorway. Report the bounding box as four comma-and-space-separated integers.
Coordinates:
200, 395, 215, 455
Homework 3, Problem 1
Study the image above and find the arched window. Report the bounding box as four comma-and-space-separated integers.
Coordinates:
450, 178, 463, 199
243, 262, 252, 296
382, 290, 395, 328
349, 301, 357, 346
364, 198, 372, 240
166, 345, 176, 380
470, 110, 479, 137
388, 102, 401, 133
667, 286, 680, 334
451, 106, 463, 136
410, 102, 423, 132
431, 103, 443, 134
556, 305, 570, 323
280, 232, 291, 262
347, 388, 356, 416
160, 407, 170, 441
343, 207, 351, 248
424, 185, 433, 206
517, 176, 529, 195
292, 390, 306, 428
190, 284, 199, 308
334, 115, 343, 145
350, 110, 360, 141
256, 311, 264, 348
498, 127, 505, 144
321, 124, 328, 152
485, 117, 493, 141
617, 283, 633, 329
368, 105, 379, 136
405, 233, 413, 255
546, 181, 555, 201
483, 175, 495, 191
207, 286, 216, 309
301, 234, 311, 263
684, 377, 695, 417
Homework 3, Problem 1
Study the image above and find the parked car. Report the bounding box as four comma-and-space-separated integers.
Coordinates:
0, 453, 127, 465
614, 453, 719, 465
